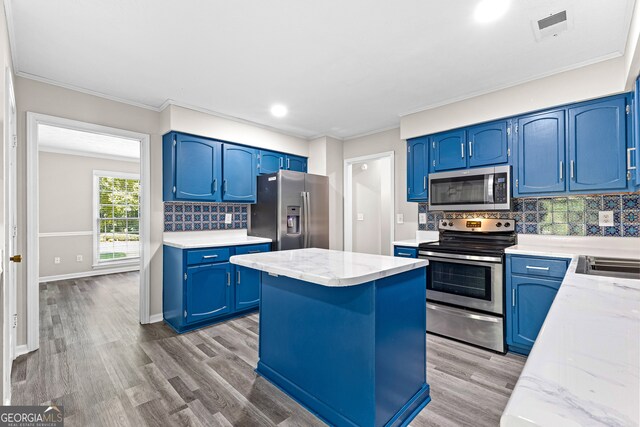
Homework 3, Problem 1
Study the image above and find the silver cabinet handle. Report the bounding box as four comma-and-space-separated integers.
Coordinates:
397, 252, 412, 256
202, 254, 218, 259
512, 289, 516, 307
468, 141, 473, 157
461, 142, 465, 158
559, 161, 563, 181
570, 160, 575, 180
248, 250, 261, 254
212, 179, 218, 193
226, 272, 231, 286
287, 158, 290, 169
223, 180, 228, 193
526, 265, 550, 271
237, 271, 241, 284
628, 148, 637, 171
423, 176, 426, 190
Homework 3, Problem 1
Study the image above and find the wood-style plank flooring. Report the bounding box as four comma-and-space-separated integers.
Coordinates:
12, 272, 526, 426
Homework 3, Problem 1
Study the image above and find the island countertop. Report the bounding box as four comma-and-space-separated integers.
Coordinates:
229, 248, 428, 287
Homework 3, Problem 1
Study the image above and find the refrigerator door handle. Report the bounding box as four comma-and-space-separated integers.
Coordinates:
302, 191, 310, 248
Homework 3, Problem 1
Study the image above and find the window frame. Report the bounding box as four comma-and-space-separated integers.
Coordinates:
92, 170, 141, 268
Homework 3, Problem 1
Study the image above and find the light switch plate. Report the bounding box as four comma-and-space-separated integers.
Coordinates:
419, 213, 427, 224
357, 213, 364, 221
397, 214, 404, 224
225, 213, 233, 224
599, 211, 614, 227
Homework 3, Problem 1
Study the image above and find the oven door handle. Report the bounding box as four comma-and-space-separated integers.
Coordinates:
419, 251, 502, 263
426, 303, 500, 323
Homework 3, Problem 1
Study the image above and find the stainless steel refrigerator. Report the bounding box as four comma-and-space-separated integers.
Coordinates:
249, 170, 329, 250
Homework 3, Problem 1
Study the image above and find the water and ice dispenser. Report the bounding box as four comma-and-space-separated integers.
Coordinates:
286, 206, 300, 234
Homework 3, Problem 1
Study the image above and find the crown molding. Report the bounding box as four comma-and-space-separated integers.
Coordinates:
342, 124, 400, 141
398, 51, 624, 118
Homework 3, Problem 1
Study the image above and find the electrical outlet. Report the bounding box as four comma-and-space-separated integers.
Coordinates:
397, 214, 404, 224
599, 211, 614, 227
76, 255, 83, 262
54, 257, 61, 264
357, 213, 364, 221
419, 213, 427, 224
225, 213, 233, 224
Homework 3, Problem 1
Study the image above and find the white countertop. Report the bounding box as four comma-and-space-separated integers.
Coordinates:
393, 230, 439, 247
229, 248, 428, 287
163, 230, 271, 249
501, 235, 640, 427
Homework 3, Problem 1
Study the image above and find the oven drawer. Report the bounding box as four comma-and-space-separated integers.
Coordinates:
510, 256, 569, 279
427, 302, 504, 353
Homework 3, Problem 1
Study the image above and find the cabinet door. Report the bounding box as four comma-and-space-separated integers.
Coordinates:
185, 262, 232, 323
259, 150, 285, 175
407, 136, 429, 201
515, 110, 566, 196
468, 121, 509, 167
432, 130, 467, 171
635, 78, 640, 188
235, 265, 260, 310
222, 144, 257, 202
175, 134, 222, 201
510, 275, 560, 349
568, 97, 628, 192
286, 155, 307, 172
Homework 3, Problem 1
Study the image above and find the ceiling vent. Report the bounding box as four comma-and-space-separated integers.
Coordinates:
532, 10, 571, 41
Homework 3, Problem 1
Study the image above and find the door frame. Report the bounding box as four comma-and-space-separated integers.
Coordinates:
343, 151, 395, 254
3, 67, 17, 404
26, 113, 152, 353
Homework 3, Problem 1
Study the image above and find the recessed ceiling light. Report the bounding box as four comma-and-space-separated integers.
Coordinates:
270, 104, 288, 118
474, 0, 510, 24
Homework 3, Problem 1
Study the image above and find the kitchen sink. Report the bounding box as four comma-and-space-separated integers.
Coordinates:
576, 256, 640, 280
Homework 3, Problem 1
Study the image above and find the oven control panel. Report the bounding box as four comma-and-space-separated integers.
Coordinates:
439, 218, 515, 232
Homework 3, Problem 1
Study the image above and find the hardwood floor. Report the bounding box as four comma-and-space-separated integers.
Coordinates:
12, 272, 526, 426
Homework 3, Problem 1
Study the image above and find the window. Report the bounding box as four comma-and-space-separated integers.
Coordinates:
93, 171, 140, 265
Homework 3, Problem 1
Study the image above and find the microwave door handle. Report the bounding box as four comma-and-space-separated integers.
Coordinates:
486, 173, 494, 203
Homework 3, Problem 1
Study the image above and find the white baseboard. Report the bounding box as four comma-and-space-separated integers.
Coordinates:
14, 345, 29, 357
39, 265, 140, 283
148, 313, 164, 324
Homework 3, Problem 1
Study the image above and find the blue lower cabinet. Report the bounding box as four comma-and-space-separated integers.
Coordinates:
163, 243, 270, 333
394, 246, 418, 258
506, 255, 569, 355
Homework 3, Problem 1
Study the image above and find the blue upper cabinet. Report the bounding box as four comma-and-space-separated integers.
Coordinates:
514, 109, 566, 196
286, 155, 307, 172
635, 78, 640, 188
568, 97, 628, 192
163, 132, 223, 202
431, 130, 467, 171
259, 150, 285, 174
467, 121, 509, 168
222, 145, 257, 203
407, 136, 429, 201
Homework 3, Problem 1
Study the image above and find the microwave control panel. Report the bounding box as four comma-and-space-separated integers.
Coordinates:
494, 173, 508, 203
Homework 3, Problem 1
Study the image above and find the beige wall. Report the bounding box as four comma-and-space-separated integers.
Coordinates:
400, 57, 628, 139
343, 128, 417, 242
307, 136, 343, 250
38, 151, 139, 278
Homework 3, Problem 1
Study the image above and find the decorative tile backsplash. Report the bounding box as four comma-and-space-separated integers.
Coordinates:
164, 202, 249, 232
418, 193, 640, 237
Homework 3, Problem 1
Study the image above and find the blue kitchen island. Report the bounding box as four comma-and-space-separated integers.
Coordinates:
230, 248, 430, 427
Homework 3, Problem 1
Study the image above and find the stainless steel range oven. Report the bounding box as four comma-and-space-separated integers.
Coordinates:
419, 218, 516, 353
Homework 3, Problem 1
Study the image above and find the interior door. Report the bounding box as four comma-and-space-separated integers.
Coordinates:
3, 70, 18, 401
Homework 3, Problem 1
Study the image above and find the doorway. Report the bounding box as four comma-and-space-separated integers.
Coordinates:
26, 113, 151, 353
344, 151, 394, 255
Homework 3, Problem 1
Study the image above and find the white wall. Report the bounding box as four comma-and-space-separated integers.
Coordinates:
343, 128, 416, 242
38, 151, 140, 278
161, 104, 309, 157
400, 57, 628, 139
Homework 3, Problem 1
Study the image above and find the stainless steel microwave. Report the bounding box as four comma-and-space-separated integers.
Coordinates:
428, 165, 511, 211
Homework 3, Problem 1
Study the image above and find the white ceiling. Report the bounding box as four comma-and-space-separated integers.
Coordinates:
38, 124, 140, 161
8, 0, 636, 139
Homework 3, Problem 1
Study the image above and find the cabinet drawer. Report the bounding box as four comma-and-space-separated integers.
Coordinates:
187, 247, 231, 265
510, 256, 569, 279
235, 243, 271, 255
394, 246, 418, 258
